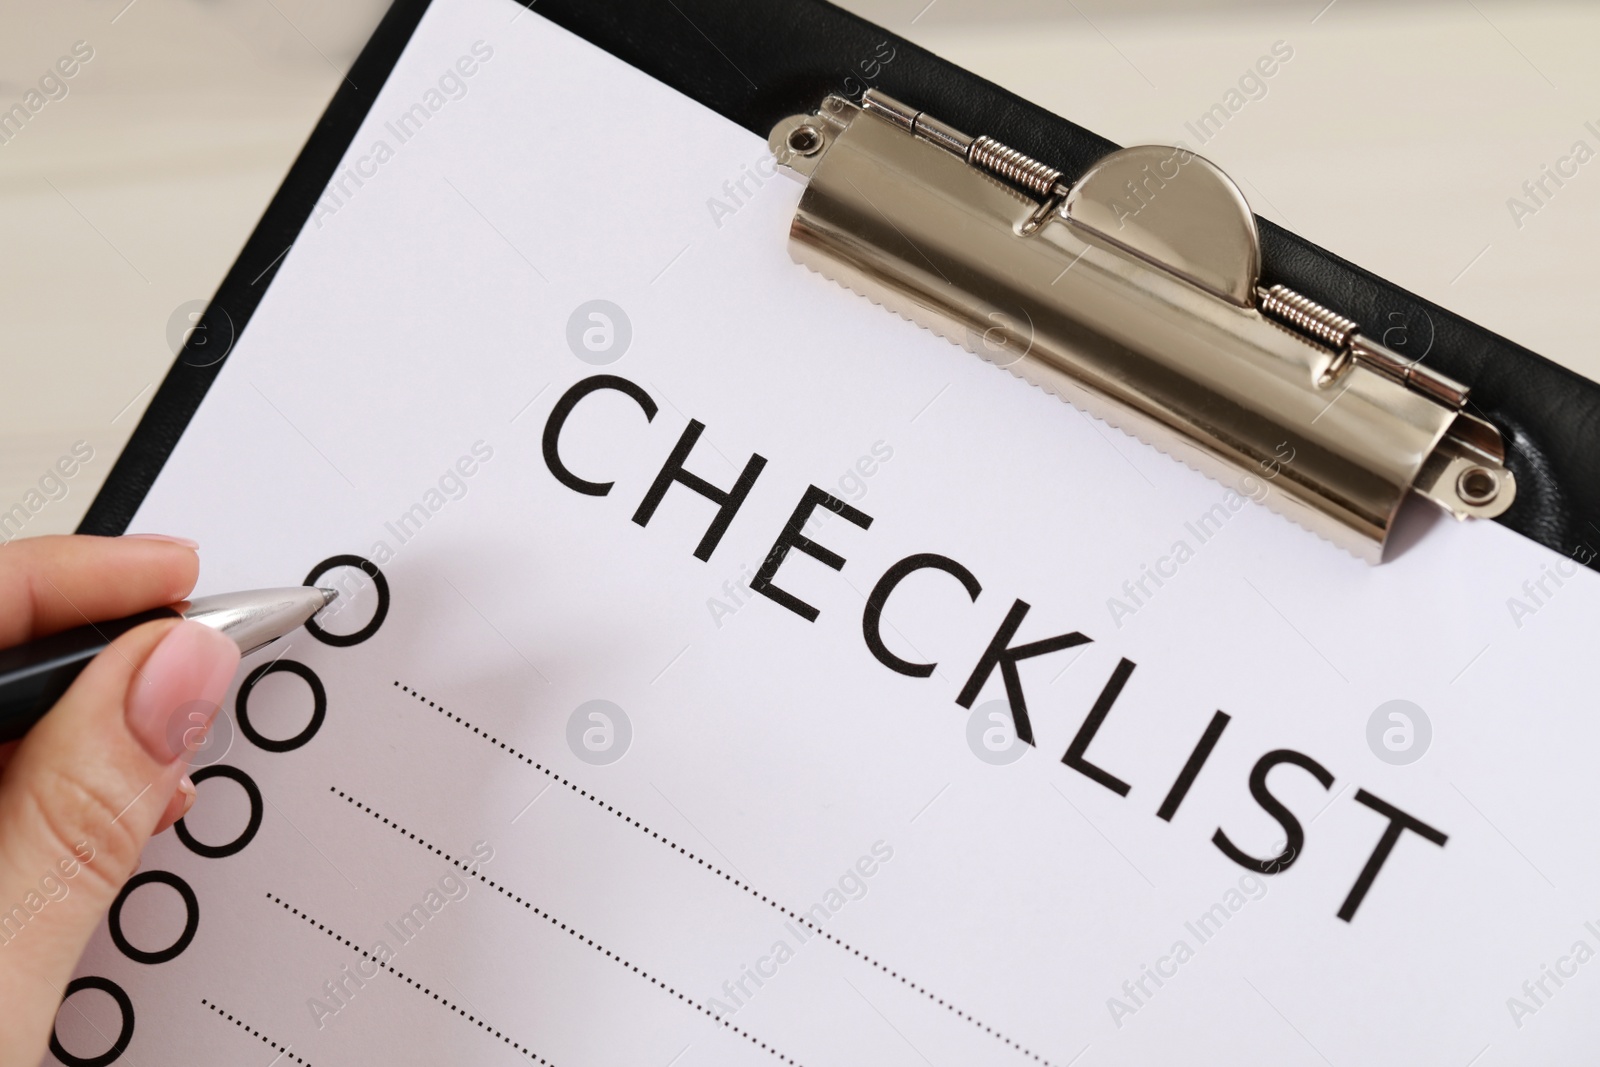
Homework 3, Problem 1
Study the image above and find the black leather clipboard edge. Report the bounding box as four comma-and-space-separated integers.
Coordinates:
81, 0, 1600, 574
77, 0, 436, 536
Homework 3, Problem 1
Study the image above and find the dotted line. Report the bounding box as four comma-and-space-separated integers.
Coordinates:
393, 681, 1055, 1067
265, 892, 552, 1063
332, 788, 801, 1066
200, 999, 312, 1065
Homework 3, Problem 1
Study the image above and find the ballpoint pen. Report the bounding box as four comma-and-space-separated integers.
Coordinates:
0, 587, 339, 742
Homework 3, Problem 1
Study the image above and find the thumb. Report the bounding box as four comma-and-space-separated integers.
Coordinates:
0, 618, 239, 1064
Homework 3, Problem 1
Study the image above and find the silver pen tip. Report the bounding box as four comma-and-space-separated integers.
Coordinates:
317, 587, 339, 609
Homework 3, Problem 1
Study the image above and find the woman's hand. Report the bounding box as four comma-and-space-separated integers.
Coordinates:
0, 534, 239, 1065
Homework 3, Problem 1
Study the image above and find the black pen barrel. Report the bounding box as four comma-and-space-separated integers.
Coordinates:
0, 607, 183, 742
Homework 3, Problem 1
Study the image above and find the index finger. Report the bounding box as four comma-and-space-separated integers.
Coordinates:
0, 535, 200, 648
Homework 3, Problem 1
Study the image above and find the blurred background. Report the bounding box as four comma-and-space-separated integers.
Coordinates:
3, 0, 1596, 535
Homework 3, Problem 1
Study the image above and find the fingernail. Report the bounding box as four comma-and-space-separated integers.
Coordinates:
126, 621, 240, 763
123, 533, 200, 549
154, 777, 197, 836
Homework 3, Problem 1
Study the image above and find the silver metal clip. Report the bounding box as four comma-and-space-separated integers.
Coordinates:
769, 90, 1515, 563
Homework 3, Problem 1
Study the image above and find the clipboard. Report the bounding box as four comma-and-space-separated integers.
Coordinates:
82, 0, 1600, 572
49, 1, 1600, 1064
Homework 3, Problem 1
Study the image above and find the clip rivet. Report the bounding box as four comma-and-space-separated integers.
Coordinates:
1457, 466, 1499, 507
787, 125, 824, 156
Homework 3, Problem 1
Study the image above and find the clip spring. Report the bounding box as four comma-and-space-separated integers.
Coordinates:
1258, 285, 1358, 351
968, 136, 1063, 198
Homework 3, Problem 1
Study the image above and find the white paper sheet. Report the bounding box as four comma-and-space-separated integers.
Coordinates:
49, 1, 1600, 1063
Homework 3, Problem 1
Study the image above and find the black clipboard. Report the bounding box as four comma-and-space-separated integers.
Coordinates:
80, 0, 1600, 572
